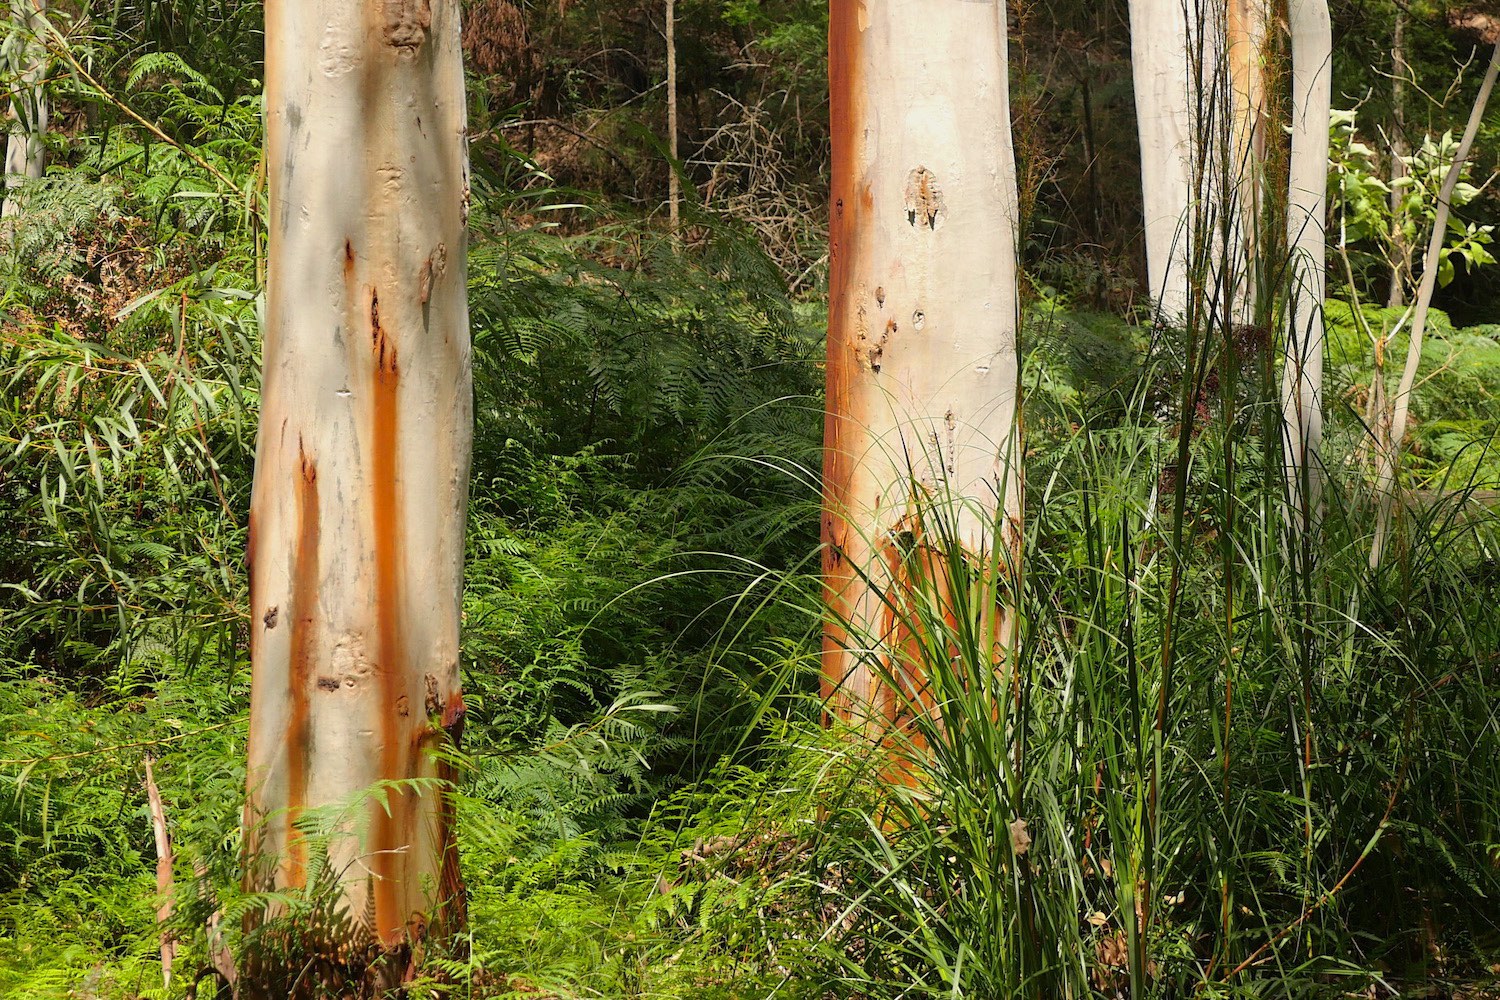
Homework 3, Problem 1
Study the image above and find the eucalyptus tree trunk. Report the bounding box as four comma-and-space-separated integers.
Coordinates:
1281, 0, 1331, 525
1130, 0, 1197, 322
1225, 0, 1268, 325
1370, 38, 1500, 568
823, 0, 1023, 728
1131, 0, 1266, 326
245, 0, 472, 976
2, 0, 47, 218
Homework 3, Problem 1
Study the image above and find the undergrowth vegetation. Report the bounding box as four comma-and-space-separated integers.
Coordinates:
4, 8, 1500, 1000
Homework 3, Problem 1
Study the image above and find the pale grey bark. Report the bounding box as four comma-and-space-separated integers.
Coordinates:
1130, 0, 1266, 328
823, 0, 1023, 723
1282, 0, 1331, 525
246, 0, 473, 958
1130, 0, 1197, 322
2, 0, 47, 218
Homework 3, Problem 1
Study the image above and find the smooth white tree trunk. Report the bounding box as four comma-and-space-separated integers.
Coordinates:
1130, 0, 1197, 322
246, 0, 473, 963
1370, 39, 1500, 568
1281, 0, 1331, 524
1131, 0, 1265, 328
2, 0, 46, 218
823, 0, 1022, 727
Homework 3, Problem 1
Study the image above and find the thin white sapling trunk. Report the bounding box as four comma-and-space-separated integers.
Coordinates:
1370, 39, 1500, 567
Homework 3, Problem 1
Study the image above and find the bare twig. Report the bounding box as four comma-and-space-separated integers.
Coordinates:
144, 757, 176, 989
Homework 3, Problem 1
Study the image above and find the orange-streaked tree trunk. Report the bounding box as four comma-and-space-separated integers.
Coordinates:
1226, 0, 1269, 327
822, 0, 1023, 730
245, 0, 472, 973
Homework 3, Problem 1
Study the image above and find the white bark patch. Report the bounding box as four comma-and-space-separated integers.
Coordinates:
903, 166, 945, 230
326, 632, 374, 691
318, 22, 359, 78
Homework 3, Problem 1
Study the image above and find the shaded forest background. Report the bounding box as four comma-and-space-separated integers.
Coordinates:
4, 0, 1500, 997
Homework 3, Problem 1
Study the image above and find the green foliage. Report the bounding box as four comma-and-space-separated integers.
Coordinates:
0, 37, 825, 997
5, 6, 1500, 1000
1330, 108, 1496, 296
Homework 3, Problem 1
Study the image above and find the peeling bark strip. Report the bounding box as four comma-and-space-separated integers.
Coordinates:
903, 167, 944, 230
247, 0, 473, 973
822, 0, 1023, 732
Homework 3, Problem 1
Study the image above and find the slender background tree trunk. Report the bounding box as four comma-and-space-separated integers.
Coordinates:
823, 0, 1023, 728
665, 0, 680, 233
245, 0, 473, 973
1388, 10, 1409, 308
1370, 38, 1500, 567
2, 0, 47, 218
1282, 0, 1331, 524
1130, 0, 1198, 321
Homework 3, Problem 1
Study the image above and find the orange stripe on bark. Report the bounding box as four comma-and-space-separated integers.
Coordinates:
822, 0, 869, 716
285, 444, 319, 888
368, 288, 407, 947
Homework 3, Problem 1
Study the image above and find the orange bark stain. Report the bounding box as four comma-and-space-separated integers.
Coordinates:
285, 445, 320, 888
367, 285, 407, 947
822, 0, 868, 715
435, 690, 468, 931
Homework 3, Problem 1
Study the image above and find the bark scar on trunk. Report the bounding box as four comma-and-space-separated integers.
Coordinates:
904, 167, 944, 230
419, 244, 447, 305
370, 290, 399, 375
383, 0, 433, 54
